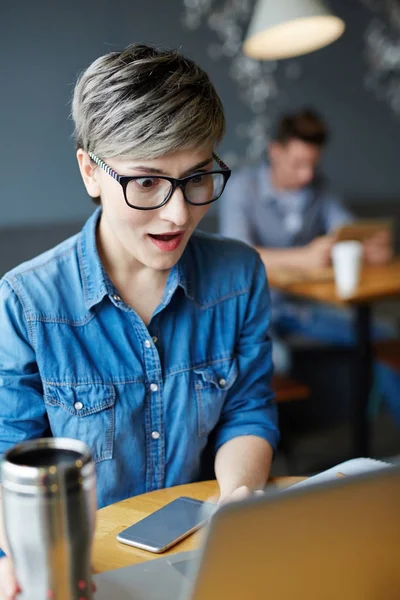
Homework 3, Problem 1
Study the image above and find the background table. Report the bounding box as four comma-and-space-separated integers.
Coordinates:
93, 478, 304, 574
268, 259, 400, 457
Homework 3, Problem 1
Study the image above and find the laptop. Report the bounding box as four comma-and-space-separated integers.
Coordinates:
334, 219, 394, 243
95, 465, 400, 600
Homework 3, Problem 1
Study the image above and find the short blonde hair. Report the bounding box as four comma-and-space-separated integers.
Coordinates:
72, 43, 225, 160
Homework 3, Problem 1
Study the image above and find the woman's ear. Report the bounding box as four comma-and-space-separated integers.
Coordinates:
76, 149, 102, 198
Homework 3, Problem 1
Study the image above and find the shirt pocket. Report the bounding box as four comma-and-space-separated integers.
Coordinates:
193, 359, 238, 438
43, 383, 115, 463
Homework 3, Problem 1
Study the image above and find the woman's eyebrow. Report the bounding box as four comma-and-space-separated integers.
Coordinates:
181, 158, 213, 176
125, 157, 213, 177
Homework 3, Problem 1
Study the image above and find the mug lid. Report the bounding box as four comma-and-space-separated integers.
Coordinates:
1, 438, 95, 495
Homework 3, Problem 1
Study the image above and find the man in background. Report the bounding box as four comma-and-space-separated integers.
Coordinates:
220, 108, 399, 422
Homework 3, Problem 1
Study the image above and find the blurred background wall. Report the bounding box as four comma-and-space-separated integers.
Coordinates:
1, 0, 400, 471
1, 1, 400, 240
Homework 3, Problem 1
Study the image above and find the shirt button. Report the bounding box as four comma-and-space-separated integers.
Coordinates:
74, 402, 84, 411
218, 378, 227, 388
150, 383, 159, 392
113, 294, 121, 302
144, 340, 151, 349
152, 336, 158, 344
151, 431, 160, 440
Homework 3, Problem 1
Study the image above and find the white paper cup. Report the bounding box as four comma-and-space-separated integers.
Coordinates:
332, 241, 363, 297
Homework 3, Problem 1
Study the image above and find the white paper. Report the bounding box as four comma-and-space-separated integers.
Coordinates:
288, 457, 391, 490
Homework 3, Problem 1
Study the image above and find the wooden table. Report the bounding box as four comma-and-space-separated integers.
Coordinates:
93, 478, 304, 574
268, 259, 400, 457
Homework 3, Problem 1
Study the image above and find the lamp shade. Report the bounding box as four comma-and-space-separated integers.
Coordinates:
243, 0, 345, 60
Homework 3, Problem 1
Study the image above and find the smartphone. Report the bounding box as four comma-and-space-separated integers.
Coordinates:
116, 496, 215, 553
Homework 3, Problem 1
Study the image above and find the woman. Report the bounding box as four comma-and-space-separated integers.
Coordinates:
0, 43, 278, 597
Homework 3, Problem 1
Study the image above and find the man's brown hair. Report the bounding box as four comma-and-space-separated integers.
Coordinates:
274, 108, 329, 147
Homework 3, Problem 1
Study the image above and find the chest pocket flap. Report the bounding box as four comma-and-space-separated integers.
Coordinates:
43, 383, 115, 463
193, 359, 238, 437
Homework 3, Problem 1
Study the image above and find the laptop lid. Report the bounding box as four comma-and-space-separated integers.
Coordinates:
189, 465, 400, 600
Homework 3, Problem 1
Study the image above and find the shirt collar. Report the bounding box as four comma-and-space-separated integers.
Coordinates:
78, 207, 194, 311
78, 208, 110, 310
160, 242, 193, 307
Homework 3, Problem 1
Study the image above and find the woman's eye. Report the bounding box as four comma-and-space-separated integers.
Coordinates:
136, 177, 158, 189
191, 174, 205, 184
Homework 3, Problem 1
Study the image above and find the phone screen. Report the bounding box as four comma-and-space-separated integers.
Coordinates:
117, 496, 214, 552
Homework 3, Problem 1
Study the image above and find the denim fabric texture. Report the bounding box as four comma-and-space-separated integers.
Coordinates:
0, 208, 278, 509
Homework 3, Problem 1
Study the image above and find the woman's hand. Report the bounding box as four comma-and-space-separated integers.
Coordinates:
0, 557, 20, 600
0, 556, 97, 599
218, 485, 264, 506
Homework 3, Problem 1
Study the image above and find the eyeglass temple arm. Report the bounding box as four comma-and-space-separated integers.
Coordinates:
90, 150, 230, 176
212, 152, 230, 172
88, 152, 121, 182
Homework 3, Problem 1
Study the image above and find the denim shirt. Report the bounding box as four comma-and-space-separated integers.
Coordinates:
0, 209, 279, 510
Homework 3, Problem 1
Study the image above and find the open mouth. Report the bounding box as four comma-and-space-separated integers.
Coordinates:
149, 234, 181, 242
148, 232, 185, 252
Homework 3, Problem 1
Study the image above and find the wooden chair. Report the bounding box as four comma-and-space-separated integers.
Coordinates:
374, 340, 400, 372
272, 375, 310, 404
272, 375, 310, 474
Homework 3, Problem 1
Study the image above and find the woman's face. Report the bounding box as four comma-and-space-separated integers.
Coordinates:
78, 146, 213, 272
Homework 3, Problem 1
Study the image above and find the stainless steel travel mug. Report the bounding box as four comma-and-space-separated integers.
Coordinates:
1, 437, 97, 600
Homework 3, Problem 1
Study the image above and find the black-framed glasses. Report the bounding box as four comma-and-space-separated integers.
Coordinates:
89, 151, 231, 210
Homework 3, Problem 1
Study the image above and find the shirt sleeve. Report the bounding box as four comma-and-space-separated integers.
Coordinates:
213, 255, 279, 452
0, 279, 49, 466
321, 192, 354, 233
219, 171, 256, 245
